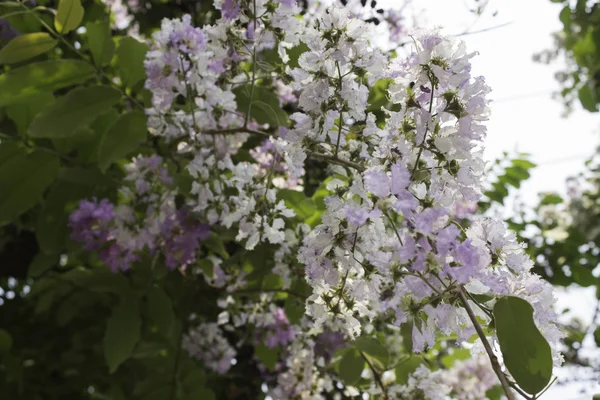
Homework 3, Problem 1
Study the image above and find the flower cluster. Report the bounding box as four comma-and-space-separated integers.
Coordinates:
68, 0, 564, 398
69, 156, 209, 272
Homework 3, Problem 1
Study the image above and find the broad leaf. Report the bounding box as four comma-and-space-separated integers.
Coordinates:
0, 150, 59, 225
98, 111, 147, 171
54, 0, 84, 34
28, 85, 121, 138
104, 294, 142, 373
233, 85, 289, 128
0, 33, 57, 64
338, 348, 364, 385
5, 92, 54, 136
116, 37, 148, 88
493, 296, 553, 395
277, 189, 316, 219
395, 356, 424, 384
579, 85, 598, 112
354, 336, 388, 368
0, 60, 95, 107
86, 20, 114, 67
145, 286, 174, 338
36, 180, 90, 254
254, 344, 279, 370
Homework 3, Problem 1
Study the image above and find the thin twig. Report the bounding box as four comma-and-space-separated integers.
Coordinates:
457, 287, 515, 400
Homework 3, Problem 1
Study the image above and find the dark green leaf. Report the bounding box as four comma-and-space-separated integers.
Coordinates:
0, 33, 57, 64
354, 336, 388, 368
104, 294, 142, 373
493, 296, 553, 395
54, 0, 84, 34
233, 85, 289, 128
5, 92, 54, 136
338, 348, 364, 385
254, 344, 279, 370
97, 111, 147, 171
594, 327, 600, 347
86, 20, 115, 67
0, 329, 13, 354
400, 318, 413, 353
145, 286, 174, 338
116, 37, 148, 88
0, 150, 59, 225
185, 388, 215, 400
28, 253, 57, 278
29, 85, 121, 138
36, 180, 90, 254
395, 356, 424, 384
0, 60, 95, 107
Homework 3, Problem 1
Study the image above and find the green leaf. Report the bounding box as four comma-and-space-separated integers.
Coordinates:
400, 318, 413, 353
493, 296, 553, 395
594, 327, 600, 347
284, 296, 305, 325
145, 286, 174, 338
97, 111, 147, 171
104, 294, 142, 373
0, 150, 59, 225
0, 329, 13, 354
338, 348, 364, 385
5, 92, 54, 136
277, 189, 316, 220
29, 86, 121, 138
116, 37, 148, 88
354, 336, 388, 368
0, 60, 95, 107
54, 0, 84, 34
539, 193, 563, 205
185, 388, 215, 400
86, 20, 115, 67
254, 344, 279, 370
0, 33, 57, 65
36, 180, 90, 254
233, 85, 289, 128
579, 85, 598, 112
394, 356, 424, 384
28, 253, 57, 278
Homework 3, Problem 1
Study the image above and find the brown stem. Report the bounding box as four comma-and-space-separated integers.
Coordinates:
457, 287, 516, 400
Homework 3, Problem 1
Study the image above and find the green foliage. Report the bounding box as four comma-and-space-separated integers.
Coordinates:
233, 84, 289, 128
104, 293, 142, 373
0, 60, 95, 107
338, 348, 364, 385
0, 33, 57, 65
97, 110, 147, 171
116, 37, 149, 88
86, 20, 115, 67
0, 149, 60, 225
55, 0, 84, 34
28, 85, 122, 138
395, 356, 424, 384
493, 296, 553, 395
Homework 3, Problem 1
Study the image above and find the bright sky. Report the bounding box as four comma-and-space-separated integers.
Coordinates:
377, 0, 600, 398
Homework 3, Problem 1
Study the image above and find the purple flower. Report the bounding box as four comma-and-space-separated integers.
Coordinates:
68, 199, 115, 251
169, 15, 205, 53
256, 308, 295, 349
222, 0, 240, 20
391, 163, 410, 195
364, 170, 390, 198
0, 19, 19, 42
436, 224, 459, 255
344, 204, 369, 226
100, 243, 139, 273
314, 330, 346, 362
414, 207, 447, 235
161, 210, 210, 270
